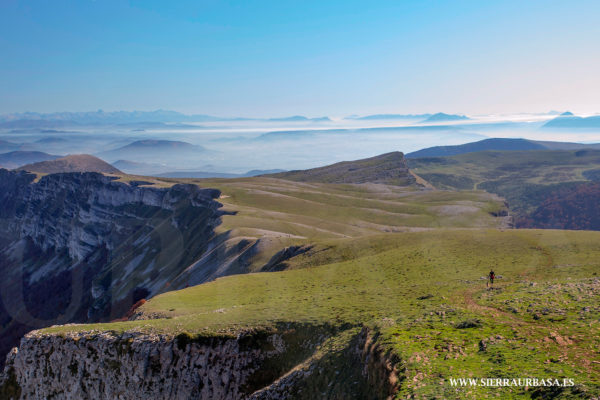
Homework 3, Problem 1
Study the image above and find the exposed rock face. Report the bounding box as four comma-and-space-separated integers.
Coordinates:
354, 327, 401, 399
250, 327, 400, 400
1, 330, 287, 400
0, 326, 400, 400
0, 170, 227, 366
0, 170, 218, 260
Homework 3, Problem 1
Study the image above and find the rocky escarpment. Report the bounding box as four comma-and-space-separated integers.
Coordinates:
0, 169, 230, 366
0, 170, 219, 260
0, 325, 400, 399
250, 326, 401, 400
1, 330, 289, 400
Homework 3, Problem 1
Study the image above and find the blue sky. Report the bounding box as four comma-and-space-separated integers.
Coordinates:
1, 0, 599, 117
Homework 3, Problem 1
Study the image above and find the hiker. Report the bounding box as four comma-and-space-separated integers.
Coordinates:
488, 269, 495, 287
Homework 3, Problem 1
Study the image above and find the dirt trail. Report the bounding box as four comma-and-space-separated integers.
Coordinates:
460, 235, 555, 324
462, 288, 506, 319
460, 285, 597, 374
461, 287, 545, 330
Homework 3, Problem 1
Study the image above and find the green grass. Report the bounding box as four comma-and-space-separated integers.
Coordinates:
108, 176, 508, 274
41, 229, 600, 398
410, 150, 600, 188
32, 170, 600, 398
118, 175, 508, 234
199, 177, 508, 235
266, 151, 415, 186
409, 149, 600, 216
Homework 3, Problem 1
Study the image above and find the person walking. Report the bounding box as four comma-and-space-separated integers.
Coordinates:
488, 269, 495, 288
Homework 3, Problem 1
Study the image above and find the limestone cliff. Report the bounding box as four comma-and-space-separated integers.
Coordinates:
1, 330, 288, 399
0, 170, 230, 366
0, 325, 399, 399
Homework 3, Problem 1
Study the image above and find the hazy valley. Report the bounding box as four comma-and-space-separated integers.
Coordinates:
4, 110, 597, 176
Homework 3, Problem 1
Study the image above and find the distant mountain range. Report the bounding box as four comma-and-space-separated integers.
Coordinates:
0, 110, 223, 125
420, 113, 470, 124
0, 110, 335, 127
345, 112, 468, 122
267, 116, 331, 122
256, 124, 473, 142
4, 110, 599, 129
542, 112, 600, 128
346, 113, 431, 120
406, 138, 600, 158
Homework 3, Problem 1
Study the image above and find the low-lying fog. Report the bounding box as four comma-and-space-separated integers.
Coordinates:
2, 112, 600, 176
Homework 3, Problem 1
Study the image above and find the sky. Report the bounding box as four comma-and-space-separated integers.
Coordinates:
1, 0, 599, 117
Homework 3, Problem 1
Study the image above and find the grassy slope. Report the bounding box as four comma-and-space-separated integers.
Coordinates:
405, 138, 546, 158
113, 175, 507, 274
410, 150, 600, 188
17, 154, 122, 174
42, 229, 600, 399
204, 178, 507, 233
409, 149, 600, 214
32, 172, 600, 398
266, 151, 415, 186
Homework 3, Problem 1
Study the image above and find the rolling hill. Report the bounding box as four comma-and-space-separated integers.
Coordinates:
0, 140, 23, 153
105, 139, 204, 153
406, 138, 546, 158
409, 149, 600, 230
0, 151, 60, 169
18, 154, 122, 174
406, 137, 600, 158
98, 140, 207, 164
266, 151, 417, 186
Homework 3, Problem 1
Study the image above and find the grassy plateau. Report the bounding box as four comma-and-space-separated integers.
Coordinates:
38, 171, 600, 399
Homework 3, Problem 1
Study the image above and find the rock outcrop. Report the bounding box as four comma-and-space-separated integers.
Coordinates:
0, 326, 400, 399
0, 170, 227, 366
0, 170, 219, 259
1, 330, 288, 399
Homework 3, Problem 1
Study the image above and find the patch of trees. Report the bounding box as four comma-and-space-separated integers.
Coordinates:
516, 183, 600, 230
